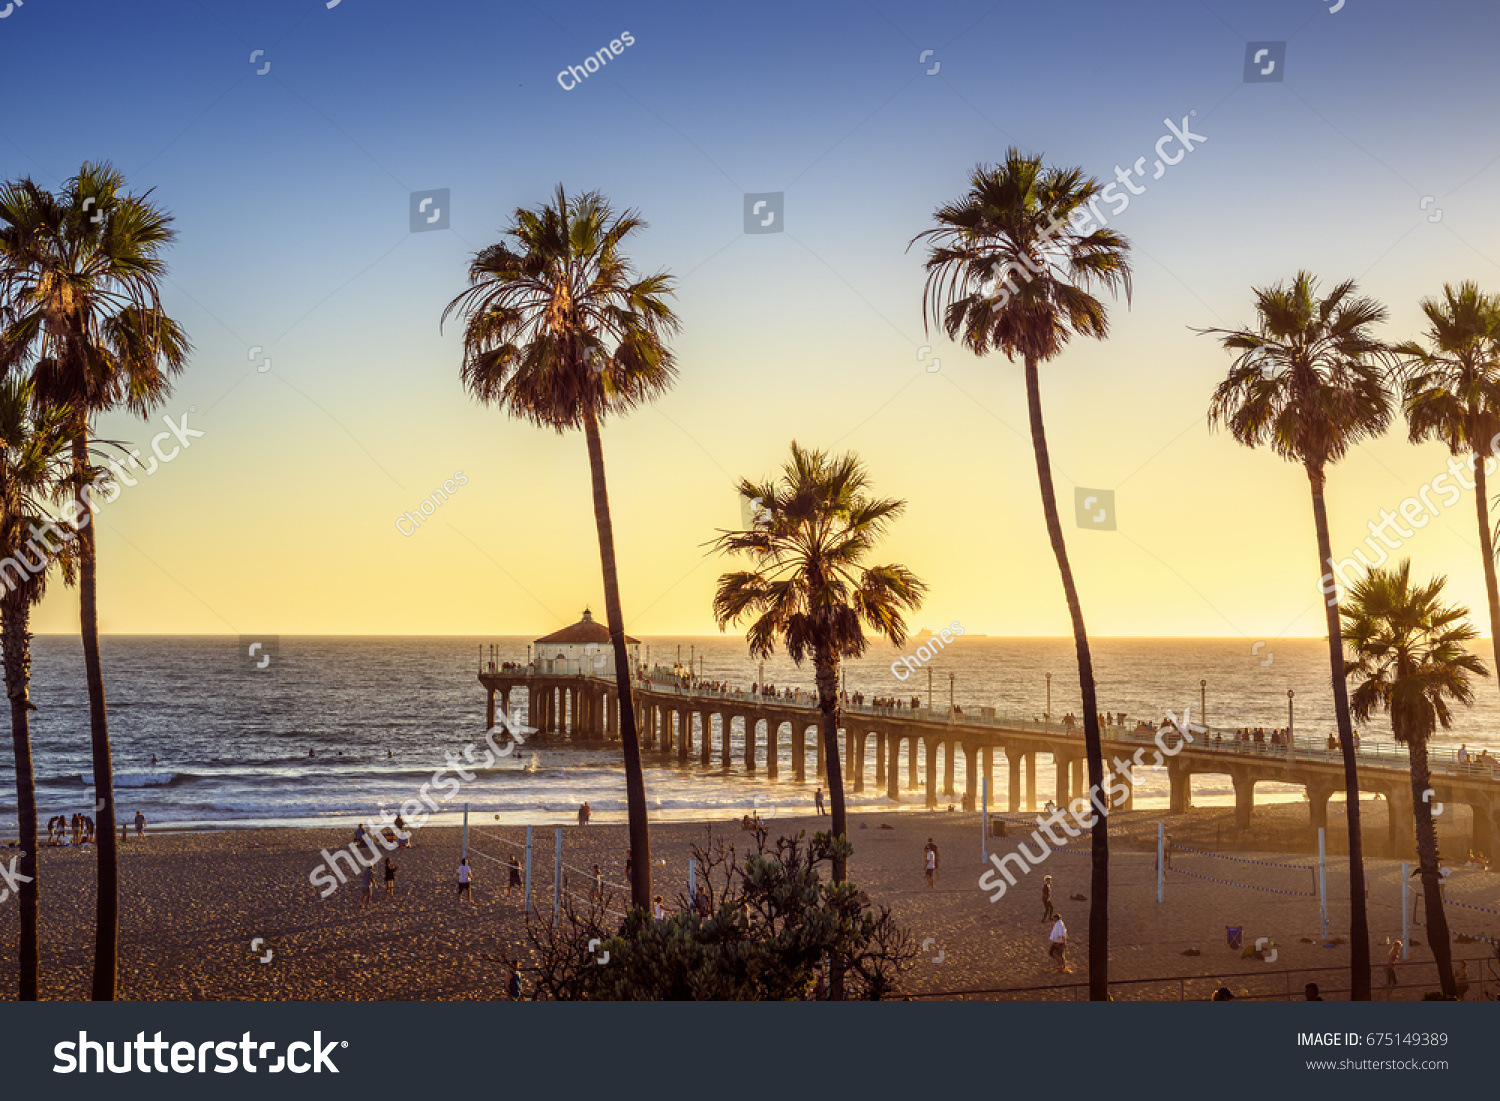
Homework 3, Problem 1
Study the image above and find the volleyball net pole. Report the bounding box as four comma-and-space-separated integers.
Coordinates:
462, 803, 469, 863
1317, 827, 1328, 942
553, 827, 562, 928
981, 777, 989, 863
525, 825, 533, 915
1157, 822, 1164, 904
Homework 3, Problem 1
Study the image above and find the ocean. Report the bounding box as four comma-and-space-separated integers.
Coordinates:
2, 634, 1496, 833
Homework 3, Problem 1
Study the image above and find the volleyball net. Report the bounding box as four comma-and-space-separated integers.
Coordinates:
1168, 842, 1320, 898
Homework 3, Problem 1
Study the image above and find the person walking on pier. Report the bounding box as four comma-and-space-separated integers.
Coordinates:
815, 788, 825, 815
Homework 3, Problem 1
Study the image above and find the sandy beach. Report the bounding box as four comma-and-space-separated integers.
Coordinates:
3, 801, 1497, 1001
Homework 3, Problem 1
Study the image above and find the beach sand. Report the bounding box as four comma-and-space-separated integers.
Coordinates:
2, 802, 1496, 1000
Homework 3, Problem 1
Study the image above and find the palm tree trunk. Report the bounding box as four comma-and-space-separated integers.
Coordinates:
73, 426, 119, 1000
1470, 457, 1500, 692
1022, 356, 1108, 1000
581, 407, 651, 911
2, 592, 39, 1000
814, 653, 847, 1001
1307, 464, 1371, 1000
1407, 736, 1456, 996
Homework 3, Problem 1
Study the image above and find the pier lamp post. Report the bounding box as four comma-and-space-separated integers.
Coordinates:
1200, 679, 1206, 726
927, 666, 934, 717
949, 672, 955, 726
1046, 673, 1052, 723
526, 644, 532, 668
758, 661, 764, 692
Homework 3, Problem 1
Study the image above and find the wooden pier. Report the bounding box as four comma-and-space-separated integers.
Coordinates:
479, 669, 1500, 857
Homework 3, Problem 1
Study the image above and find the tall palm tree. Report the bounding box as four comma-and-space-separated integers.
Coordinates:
442, 184, 678, 911
1341, 560, 1486, 999
712, 442, 925, 999
0, 378, 75, 1000
912, 149, 1131, 1000
1203, 272, 1392, 1000
0, 163, 190, 1000
1392, 282, 1500, 689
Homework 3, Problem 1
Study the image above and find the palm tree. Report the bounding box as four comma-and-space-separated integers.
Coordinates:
1392, 282, 1500, 689
1203, 272, 1392, 1000
712, 442, 925, 999
442, 184, 678, 911
0, 377, 75, 1000
912, 149, 1131, 1000
0, 163, 190, 1000
1341, 560, 1486, 999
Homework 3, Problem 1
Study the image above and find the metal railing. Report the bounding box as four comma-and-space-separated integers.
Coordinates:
478, 665, 1500, 784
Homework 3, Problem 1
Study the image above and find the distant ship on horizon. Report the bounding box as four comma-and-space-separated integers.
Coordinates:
911, 627, 987, 641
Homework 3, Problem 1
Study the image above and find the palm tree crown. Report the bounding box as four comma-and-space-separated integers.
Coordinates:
1341, 561, 1487, 743
441, 183, 678, 430
0, 162, 190, 412
1204, 271, 1392, 466
1395, 281, 1500, 455
911, 147, 1131, 363
712, 443, 926, 663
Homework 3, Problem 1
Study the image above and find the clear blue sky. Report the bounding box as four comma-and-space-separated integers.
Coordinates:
1, 0, 1498, 640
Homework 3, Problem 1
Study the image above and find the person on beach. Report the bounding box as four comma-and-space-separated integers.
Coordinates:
457, 859, 473, 903
924, 838, 940, 881
508, 854, 523, 894
383, 856, 398, 898
507, 958, 522, 1001
134, 811, 146, 839
582, 801, 591, 825
591, 863, 603, 902
815, 788, 825, 815
1042, 875, 1054, 922
360, 864, 375, 909
1049, 914, 1069, 972
924, 847, 936, 888
652, 895, 665, 921
625, 848, 633, 888
1384, 941, 1401, 997
354, 823, 366, 846
1304, 983, 1323, 1001
695, 884, 711, 918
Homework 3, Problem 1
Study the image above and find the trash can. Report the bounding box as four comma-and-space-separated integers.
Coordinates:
990, 820, 1006, 838
1226, 925, 1243, 951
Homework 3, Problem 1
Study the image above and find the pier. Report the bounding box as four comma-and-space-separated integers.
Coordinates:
479, 668, 1500, 858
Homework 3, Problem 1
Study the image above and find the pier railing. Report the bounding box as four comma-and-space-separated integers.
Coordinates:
479, 665, 1500, 784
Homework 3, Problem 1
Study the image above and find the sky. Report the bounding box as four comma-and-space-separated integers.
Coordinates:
1, 0, 1498, 643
